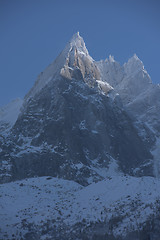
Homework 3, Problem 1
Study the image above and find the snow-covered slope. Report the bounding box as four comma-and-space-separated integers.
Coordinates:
1, 175, 160, 239
0, 98, 23, 136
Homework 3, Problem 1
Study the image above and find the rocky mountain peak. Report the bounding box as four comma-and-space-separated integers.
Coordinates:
25, 32, 97, 101
108, 55, 115, 63
60, 32, 99, 84
68, 32, 89, 56
124, 53, 145, 76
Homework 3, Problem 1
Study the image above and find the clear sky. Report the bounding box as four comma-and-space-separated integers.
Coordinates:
0, 0, 160, 106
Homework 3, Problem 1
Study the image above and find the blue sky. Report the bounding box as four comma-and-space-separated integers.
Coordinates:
0, 0, 160, 106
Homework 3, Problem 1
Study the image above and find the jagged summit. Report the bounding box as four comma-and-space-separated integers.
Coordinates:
108, 55, 115, 63
61, 32, 90, 58
71, 31, 80, 39
24, 33, 152, 106
25, 32, 97, 101
128, 54, 144, 66
68, 32, 89, 56
124, 53, 145, 76
60, 32, 99, 84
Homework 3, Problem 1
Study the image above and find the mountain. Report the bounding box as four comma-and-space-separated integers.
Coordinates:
0, 33, 153, 184
0, 33, 160, 240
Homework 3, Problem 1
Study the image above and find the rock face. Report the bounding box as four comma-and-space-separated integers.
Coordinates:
0, 33, 154, 184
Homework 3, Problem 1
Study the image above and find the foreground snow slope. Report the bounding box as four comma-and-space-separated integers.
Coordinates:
1, 175, 160, 239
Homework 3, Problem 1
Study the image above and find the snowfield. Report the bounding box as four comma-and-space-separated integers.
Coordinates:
1, 175, 160, 239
